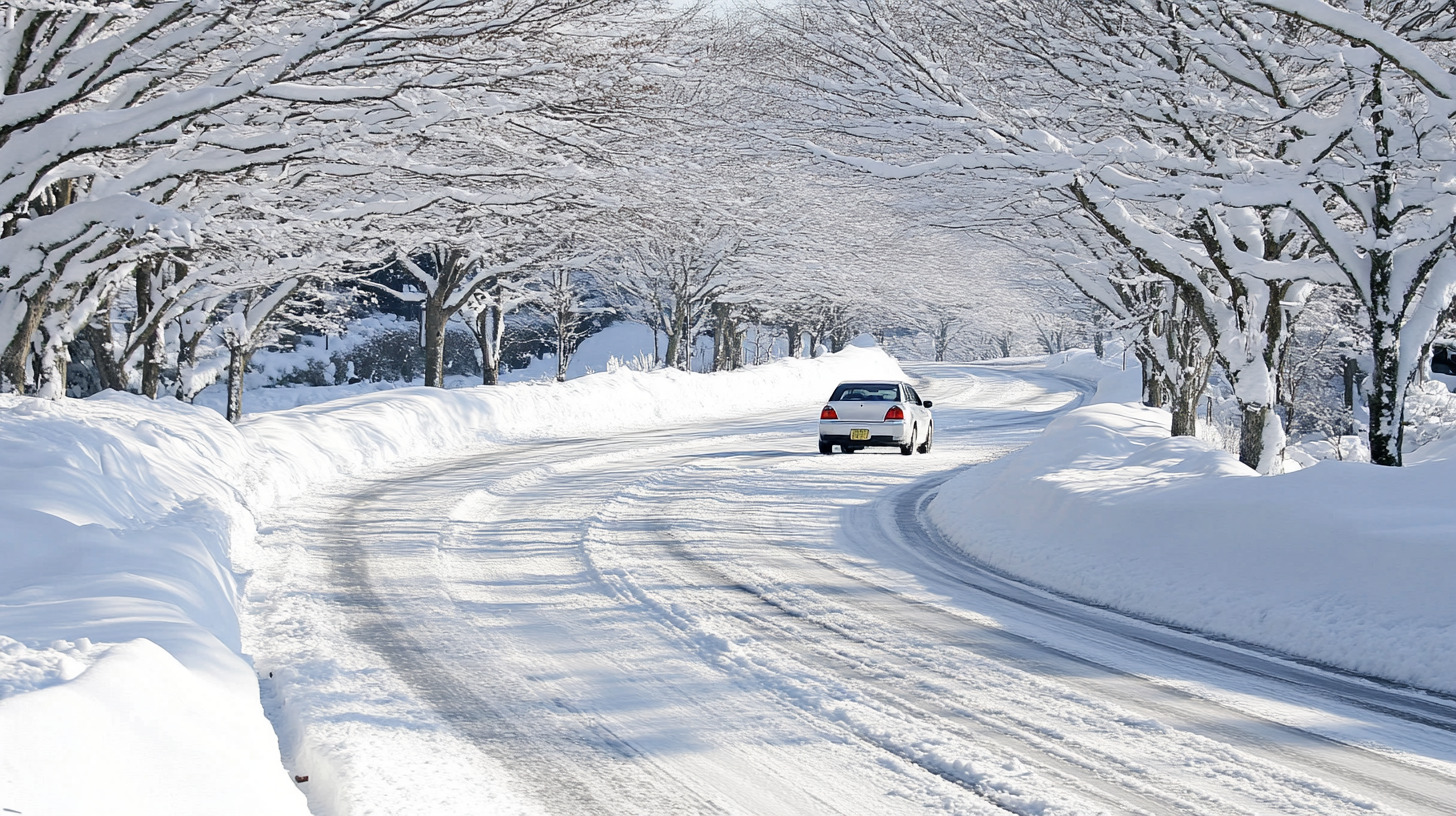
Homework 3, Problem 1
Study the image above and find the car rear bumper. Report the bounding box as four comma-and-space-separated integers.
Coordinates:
819, 420, 907, 445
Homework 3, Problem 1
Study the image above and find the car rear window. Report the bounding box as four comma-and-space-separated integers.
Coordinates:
830, 383, 900, 401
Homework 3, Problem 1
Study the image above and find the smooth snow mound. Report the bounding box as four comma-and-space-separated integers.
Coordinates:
0, 392, 309, 816
928, 401, 1456, 693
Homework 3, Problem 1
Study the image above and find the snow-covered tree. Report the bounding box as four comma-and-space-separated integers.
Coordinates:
0, 0, 663, 397
767, 0, 1456, 469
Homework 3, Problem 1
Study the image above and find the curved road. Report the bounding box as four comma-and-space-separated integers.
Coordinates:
249, 363, 1456, 815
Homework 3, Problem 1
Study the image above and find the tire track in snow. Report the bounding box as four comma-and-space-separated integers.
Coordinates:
576, 469, 1327, 816
324, 455, 734, 816
575, 440, 1454, 815
299, 364, 1454, 815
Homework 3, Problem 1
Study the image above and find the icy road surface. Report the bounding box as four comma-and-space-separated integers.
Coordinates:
247, 364, 1456, 815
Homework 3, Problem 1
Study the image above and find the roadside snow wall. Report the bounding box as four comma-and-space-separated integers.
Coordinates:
928, 397, 1456, 694
0, 344, 904, 816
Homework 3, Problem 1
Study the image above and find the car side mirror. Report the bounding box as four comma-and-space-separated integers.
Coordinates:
923, 400, 933, 408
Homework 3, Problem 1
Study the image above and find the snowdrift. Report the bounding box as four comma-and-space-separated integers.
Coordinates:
0, 393, 307, 815
0, 344, 904, 816
928, 380, 1456, 694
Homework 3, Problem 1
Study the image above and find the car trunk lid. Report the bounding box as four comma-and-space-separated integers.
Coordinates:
828, 401, 899, 422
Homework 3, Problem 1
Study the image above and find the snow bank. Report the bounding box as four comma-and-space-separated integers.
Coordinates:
928, 399, 1456, 693
240, 344, 903, 511
0, 344, 904, 815
0, 393, 309, 816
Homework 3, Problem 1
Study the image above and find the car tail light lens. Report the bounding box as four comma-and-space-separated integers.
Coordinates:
821, 405, 838, 420
884, 405, 904, 421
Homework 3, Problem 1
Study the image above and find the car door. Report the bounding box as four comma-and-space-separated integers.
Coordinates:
904, 384, 929, 427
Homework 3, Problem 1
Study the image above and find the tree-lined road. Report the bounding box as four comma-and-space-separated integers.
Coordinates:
256, 364, 1456, 815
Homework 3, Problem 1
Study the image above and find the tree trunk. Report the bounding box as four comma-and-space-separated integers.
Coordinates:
555, 312, 569, 382
1170, 387, 1199, 437
788, 325, 803, 359
33, 326, 69, 398
1237, 402, 1285, 473
135, 261, 164, 398
1342, 356, 1360, 432
140, 329, 163, 399
175, 327, 206, 402
1137, 341, 1166, 409
712, 302, 734, 372
670, 316, 681, 370
1367, 319, 1404, 466
475, 305, 503, 386
226, 344, 250, 423
1, 289, 49, 393
82, 321, 128, 393
422, 297, 448, 388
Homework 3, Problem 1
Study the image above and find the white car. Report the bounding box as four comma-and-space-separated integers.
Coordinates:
817, 381, 933, 455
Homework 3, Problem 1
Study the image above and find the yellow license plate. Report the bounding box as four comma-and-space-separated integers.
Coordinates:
850, 428, 870, 441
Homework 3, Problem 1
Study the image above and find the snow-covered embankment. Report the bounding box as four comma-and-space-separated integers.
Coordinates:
0, 343, 903, 816
929, 353, 1456, 693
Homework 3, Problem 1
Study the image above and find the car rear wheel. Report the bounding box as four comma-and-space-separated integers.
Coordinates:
900, 425, 917, 456
818, 440, 833, 455
918, 424, 933, 454
841, 444, 857, 454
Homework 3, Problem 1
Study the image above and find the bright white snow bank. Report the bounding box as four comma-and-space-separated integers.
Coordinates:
929, 364, 1456, 693
0, 343, 903, 815
0, 393, 310, 816
241, 343, 903, 509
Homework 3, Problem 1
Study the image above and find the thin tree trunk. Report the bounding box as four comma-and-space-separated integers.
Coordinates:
1364, 66, 1403, 467
665, 309, 683, 371
788, 325, 802, 359
226, 344, 250, 423
554, 298, 570, 383
475, 305, 503, 386
135, 261, 163, 398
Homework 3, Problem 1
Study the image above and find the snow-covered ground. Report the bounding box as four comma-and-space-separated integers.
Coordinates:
0, 339, 901, 816
929, 351, 1456, 694
4, 339, 1456, 814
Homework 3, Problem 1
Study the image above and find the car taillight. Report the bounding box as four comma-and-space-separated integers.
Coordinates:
821, 405, 838, 420
884, 405, 904, 421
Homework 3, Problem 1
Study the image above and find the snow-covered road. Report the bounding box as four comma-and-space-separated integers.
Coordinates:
247, 364, 1456, 815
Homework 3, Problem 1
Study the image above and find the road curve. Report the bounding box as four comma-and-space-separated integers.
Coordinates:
250, 363, 1456, 815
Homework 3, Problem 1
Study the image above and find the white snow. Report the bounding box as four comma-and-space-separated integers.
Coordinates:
0, 393, 308, 816
0, 338, 903, 815
929, 353, 1456, 693
6, 337, 1456, 813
